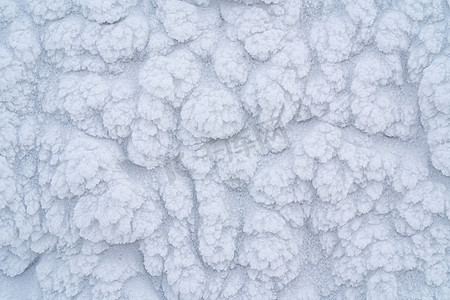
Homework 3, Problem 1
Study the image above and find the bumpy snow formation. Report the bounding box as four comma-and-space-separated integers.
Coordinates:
1, 0, 450, 299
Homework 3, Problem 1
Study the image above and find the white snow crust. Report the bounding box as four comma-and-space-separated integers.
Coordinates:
0, 0, 450, 299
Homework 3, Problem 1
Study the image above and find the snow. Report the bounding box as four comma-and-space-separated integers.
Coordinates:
1, 0, 450, 299
310, 14, 358, 63
74, 0, 137, 24
213, 39, 249, 87
138, 48, 201, 108
181, 83, 245, 140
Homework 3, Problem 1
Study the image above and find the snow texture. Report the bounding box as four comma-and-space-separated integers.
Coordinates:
0, 0, 450, 299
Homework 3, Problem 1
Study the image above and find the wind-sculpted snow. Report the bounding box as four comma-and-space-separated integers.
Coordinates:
0, 0, 449, 299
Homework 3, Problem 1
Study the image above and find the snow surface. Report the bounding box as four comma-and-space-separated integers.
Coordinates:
0, 0, 450, 299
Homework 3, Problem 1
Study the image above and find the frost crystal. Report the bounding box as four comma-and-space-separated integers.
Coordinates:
1, 0, 449, 299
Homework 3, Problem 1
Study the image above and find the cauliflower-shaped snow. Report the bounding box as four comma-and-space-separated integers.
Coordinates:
220, 3, 285, 61
0, 0, 17, 28
343, 0, 377, 28
102, 97, 136, 140
127, 94, 179, 170
74, 180, 162, 244
401, 0, 445, 21
250, 154, 313, 207
407, 22, 446, 83
36, 252, 86, 298
242, 65, 301, 130
0, 23, 39, 114
159, 0, 200, 43
163, 220, 206, 300
271, 40, 311, 79
375, 10, 415, 53
48, 137, 122, 199
310, 14, 358, 63
418, 55, 450, 176
239, 209, 300, 286
139, 49, 201, 108
127, 119, 179, 170
398, 181, 446, 231
44, 74, 112, 138
352, 52, 403, 98
26, 0, 71, 24
2, 1, 450, 299
74, 0, 137, 24
181, 84, 245, 140
196, 179, 238, 271
90, 245, 144, 299
313, 158, 354, 204
211, 128, 261, 188
160, 174, 193, 220
366, 271, 398, 300
213, 40, 249, 87
350, 52, 419, 139
43, 12, 148, 71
